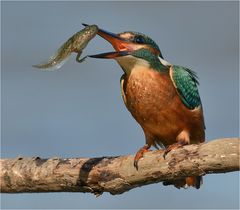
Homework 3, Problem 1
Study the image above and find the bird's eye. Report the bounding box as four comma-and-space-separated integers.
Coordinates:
135, 36, 145, 44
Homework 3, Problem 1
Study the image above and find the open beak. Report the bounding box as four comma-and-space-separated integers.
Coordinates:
83, 23, 135, 59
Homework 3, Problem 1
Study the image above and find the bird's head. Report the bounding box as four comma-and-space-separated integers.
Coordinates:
85, 24, 166, 73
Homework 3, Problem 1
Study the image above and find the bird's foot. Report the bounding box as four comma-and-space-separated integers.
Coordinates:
134, 144, 151, 170
163, 140, 187, 159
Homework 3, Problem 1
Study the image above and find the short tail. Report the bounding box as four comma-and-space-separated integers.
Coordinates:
186, 176, 203, 189
163, 176, 203, 189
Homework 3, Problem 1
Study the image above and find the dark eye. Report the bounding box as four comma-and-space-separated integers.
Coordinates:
135, 36, 145, 44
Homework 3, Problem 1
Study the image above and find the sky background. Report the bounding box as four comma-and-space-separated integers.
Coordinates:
1, 1, 239, 209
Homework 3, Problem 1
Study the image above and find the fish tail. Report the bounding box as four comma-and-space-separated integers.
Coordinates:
33, 47, 71, 70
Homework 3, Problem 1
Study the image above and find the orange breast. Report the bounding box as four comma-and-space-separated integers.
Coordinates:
122, 67, 205, 146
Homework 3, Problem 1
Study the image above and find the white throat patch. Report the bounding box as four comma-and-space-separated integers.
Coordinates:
158, 57, 171, 66
116, 55, 150, 74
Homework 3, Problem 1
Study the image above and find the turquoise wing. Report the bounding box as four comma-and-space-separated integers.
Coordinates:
170, 65, 201, 110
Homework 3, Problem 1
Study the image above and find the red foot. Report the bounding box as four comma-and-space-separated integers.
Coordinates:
134, 144, 150, 170
163, 140, 187, 159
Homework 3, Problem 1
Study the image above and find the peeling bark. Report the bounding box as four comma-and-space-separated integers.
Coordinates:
0, 138, 239, 195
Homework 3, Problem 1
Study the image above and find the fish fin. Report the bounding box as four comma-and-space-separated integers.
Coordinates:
76, 51, 88, 63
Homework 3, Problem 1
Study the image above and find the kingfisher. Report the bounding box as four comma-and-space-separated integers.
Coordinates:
86, 24, 205, 189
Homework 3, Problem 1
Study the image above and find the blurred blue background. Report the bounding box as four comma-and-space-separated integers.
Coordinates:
1, 1, 239, 209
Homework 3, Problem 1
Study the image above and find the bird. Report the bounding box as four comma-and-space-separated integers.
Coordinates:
87, 24, 205, 189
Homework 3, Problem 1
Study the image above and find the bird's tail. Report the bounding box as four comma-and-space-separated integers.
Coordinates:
163, 176, 203, 189
185, 176, 203, 189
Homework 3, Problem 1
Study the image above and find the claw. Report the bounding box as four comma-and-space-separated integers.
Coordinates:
133, 144, 150, 170
163, 150, 168, 159
163, 140, 188, 159
134, 160, 139, 170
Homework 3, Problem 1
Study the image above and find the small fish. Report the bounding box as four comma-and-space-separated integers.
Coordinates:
33, 24, 98, 70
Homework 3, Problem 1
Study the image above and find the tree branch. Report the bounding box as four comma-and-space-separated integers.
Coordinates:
1, 138, 239, 195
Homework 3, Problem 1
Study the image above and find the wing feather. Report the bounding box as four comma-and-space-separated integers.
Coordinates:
170, 65, 201, 110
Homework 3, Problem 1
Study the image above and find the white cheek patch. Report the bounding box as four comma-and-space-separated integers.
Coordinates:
159, 57, 172, 66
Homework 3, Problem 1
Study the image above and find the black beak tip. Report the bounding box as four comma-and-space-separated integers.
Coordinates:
82, 23, 89, 27
88, 54, 99, 58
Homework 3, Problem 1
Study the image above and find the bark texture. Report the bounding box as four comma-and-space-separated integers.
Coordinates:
1, 138, 239, 195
